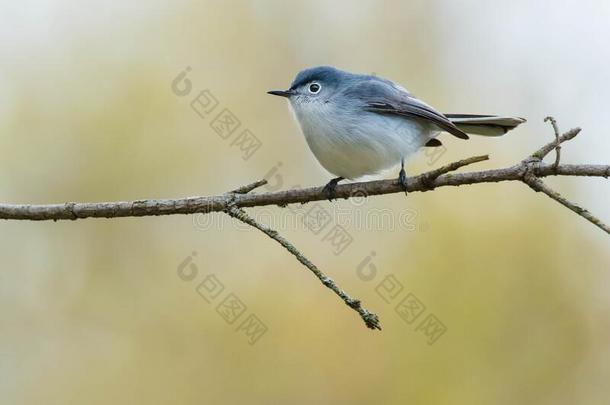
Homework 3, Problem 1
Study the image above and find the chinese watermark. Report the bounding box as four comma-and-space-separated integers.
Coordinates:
356, 251, 447, 345
171, 66, 262, 161
176, 251, 268, 345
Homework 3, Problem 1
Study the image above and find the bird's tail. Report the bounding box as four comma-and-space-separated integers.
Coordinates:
445, 114, 526, 137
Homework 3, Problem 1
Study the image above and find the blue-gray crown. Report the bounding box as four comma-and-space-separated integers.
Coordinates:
290, 66, 348, 90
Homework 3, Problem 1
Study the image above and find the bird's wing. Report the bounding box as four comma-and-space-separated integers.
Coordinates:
366, 100, 469, 139
345, 77, 469, 140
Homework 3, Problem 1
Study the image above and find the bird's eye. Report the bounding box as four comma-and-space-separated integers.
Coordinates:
308, 82, 321, 94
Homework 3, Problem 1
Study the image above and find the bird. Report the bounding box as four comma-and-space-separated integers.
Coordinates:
268, 66, 525, 198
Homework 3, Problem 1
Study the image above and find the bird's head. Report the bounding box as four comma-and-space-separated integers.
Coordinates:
268, 66, 346, 106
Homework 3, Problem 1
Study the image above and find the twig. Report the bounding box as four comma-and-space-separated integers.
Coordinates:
521, 117, 609, 234
225, 199, 381, 330
523, 172, 610, 235
224, 180, 381, 329
230, 179, 268, 194
530, 126, 580, 160
544, 116, 562, 169
418, 154, 489, 190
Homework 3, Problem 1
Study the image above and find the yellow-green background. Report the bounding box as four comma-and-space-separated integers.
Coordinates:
1, 1, 609, 404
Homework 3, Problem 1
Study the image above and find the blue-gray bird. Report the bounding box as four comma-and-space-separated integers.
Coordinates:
268, 66, 525, 197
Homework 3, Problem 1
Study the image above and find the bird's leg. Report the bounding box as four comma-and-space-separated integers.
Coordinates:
322, 177, 344, 201
398, 158, 408, 195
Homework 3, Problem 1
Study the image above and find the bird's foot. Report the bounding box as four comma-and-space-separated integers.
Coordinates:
322, 177, 344, 201
398, 168, 408, 196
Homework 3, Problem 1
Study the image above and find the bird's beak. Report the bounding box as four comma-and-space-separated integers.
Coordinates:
267, 89, 294, 98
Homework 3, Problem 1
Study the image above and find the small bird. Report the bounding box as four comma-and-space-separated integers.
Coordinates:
268, 66, 525, 198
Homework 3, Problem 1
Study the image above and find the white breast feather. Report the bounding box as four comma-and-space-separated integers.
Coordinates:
289, 100, 435, 179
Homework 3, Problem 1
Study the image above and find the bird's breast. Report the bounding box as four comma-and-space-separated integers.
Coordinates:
289, 101, 432, 179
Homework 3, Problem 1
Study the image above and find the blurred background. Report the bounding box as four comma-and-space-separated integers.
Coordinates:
1, 1, 610, 404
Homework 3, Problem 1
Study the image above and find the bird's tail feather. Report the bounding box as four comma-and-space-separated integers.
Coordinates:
445, 114, 526, 137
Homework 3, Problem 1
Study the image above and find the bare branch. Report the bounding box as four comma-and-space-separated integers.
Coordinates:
530, 126, 580, 160
523, 172, 610, 235
544, 116, 562, 169
0, 116, 607, 331
1, 162, 606, 221
520, 118, 609, 234
230, 179, 268, 194
225, 200, 381, 330
418, 154, 489, 190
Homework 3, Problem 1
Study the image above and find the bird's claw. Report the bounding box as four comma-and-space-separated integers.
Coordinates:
322, 177, 343, 201
398, 168, 408, 195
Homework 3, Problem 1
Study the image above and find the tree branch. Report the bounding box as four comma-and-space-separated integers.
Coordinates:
543, 116, 562, 169
523, 172, 610, 234
1, 163, 606, 221
225, 197, 381, 330
1, 117, 608, 329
